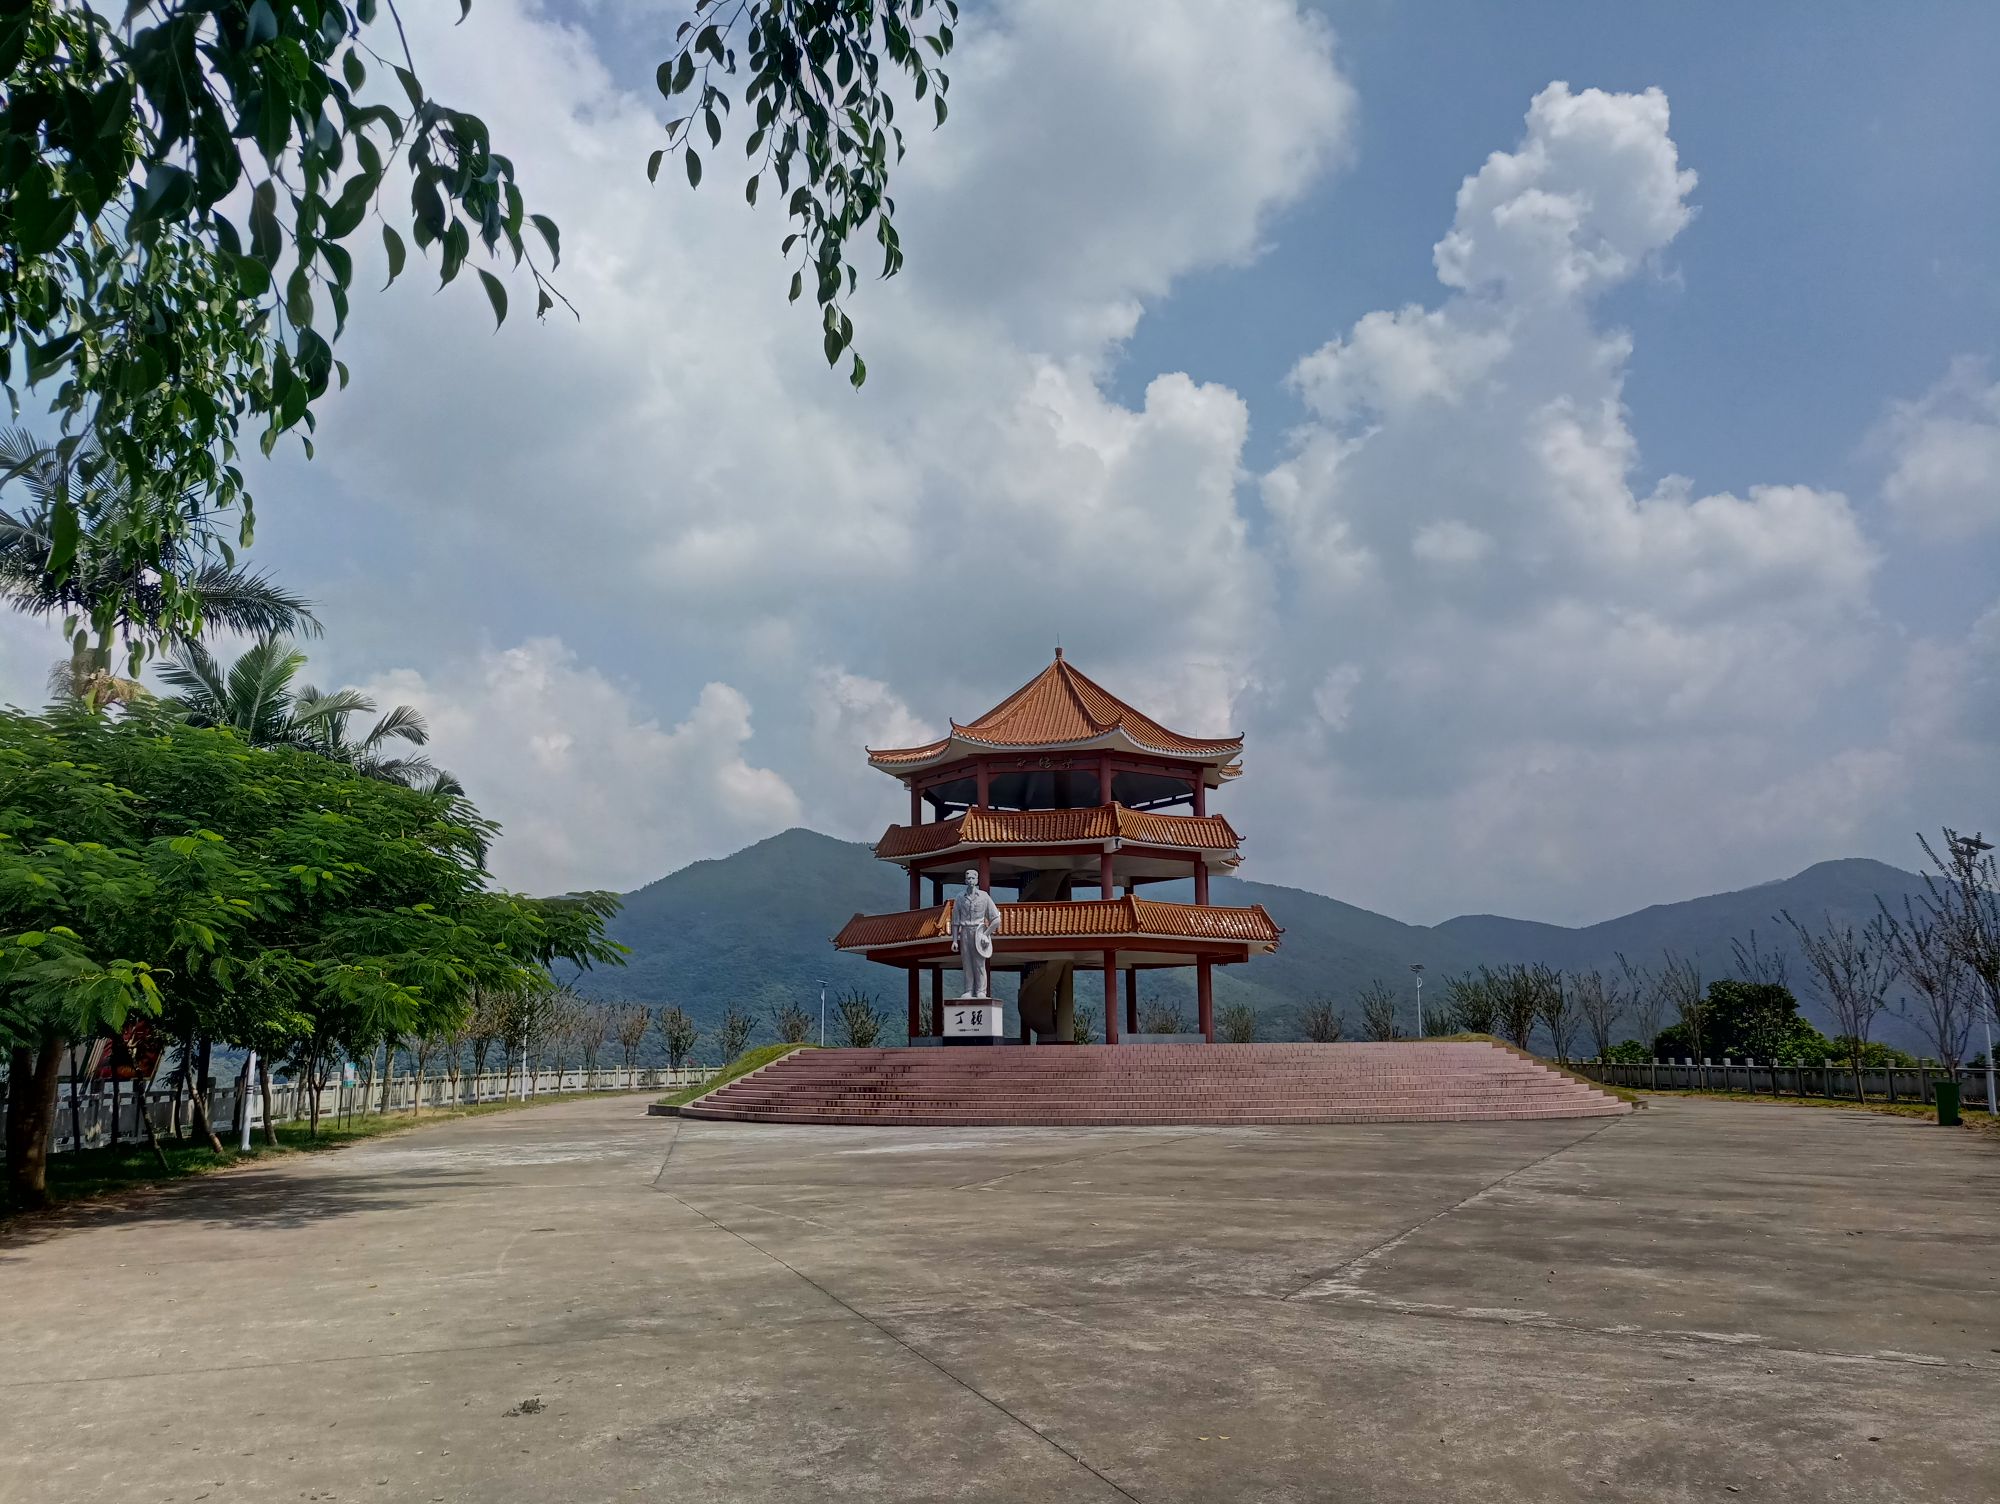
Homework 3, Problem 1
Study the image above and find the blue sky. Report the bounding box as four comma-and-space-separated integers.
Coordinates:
6, 0, 1996, 926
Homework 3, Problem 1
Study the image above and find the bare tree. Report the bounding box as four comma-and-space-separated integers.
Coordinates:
1781, 909, 1897, 1101
614, 1004, 651, 1086
1442, 971, 1498, 1036
1656, 951, 1705, 1070
1572, 969, 1623, 1061
1297, 998, 1344, 1043
1071, 1008, 1097, 1045
1217, 1000, 1258, 1043
1917, 829, 2000, 1041
1876, 895, 1976, 1073
715, 1005, 756, 1064
1619, 953, 1662, 1055
1357, 980, 1402, 1041
1730, 929, 1789, 988
1535, 970, 1581, 1061
657, 1006, 702, 1072
576, 1002, 613, 1079
466, 986, 508, 1102
1140, 998, 1189, 1035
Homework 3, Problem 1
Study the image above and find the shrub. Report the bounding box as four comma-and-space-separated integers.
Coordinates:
1297, 998, 1343, 1043
1357, 981, 1402, 1041
1604, 1039, 1651, 1064
769, 1001, 814, 1045
1140, 999, 1188, 1034
716, 1005, 756, 1062
833, 989, 887, 1048
1217, 1000, 1258, 1043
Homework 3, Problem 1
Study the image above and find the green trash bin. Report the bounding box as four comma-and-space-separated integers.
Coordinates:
1936, 1081, 1961, 1127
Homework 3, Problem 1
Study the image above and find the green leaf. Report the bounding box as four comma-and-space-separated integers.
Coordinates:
382, 225, 406, 286
394, 66, 426, 113
46, 498, 80, 579
686, 150, 702, 188
647, 149, 665, 183
249, 180, 282, 267
849, 353, 867, 390
529, 213, 560, 266
745, 175, 758, 206
477, 269, 508, 328
244, 0, 278, 46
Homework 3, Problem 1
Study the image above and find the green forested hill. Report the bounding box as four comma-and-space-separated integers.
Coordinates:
570, 829, 1937, 1052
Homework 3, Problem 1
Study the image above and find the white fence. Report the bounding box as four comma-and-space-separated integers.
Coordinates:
30, 1066, 711, 1155
1576, 1058, 1999, 1111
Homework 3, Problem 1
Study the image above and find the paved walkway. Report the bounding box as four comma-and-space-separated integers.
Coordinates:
1, 1097, 1994, 1502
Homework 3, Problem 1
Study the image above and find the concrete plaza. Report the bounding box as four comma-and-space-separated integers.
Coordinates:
1, 1096, 1994, 1502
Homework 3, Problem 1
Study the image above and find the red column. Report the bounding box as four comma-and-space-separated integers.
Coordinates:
1100, 849, 1116, 898
1192, 777, 1206, 817
906, 967, 921, 1041
930, 967, 944, 1037
910, 782, 922, 825
1198, 960, 1214, 1043
1103, 949, 1120, 1044
909, 868, 921, 909
976, 762, 990, 808
931, 877, 944, 906
1125, 968, 1138, 1037
1193, 857, 1209, 905
1098, 756, 1113, 806
977, 853, 991, 890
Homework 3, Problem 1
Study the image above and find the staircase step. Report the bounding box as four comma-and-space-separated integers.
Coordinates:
680, 1041, 1627, 1126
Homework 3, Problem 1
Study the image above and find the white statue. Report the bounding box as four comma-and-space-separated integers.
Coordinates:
952, 867, 1002, 998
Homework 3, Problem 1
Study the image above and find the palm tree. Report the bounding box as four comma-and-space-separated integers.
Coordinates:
159, 637, 457, 790
0, 431, 317, 704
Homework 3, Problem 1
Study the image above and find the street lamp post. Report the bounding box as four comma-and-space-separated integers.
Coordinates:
818, 979, 828, 1047
1410, 964, 1425, 1039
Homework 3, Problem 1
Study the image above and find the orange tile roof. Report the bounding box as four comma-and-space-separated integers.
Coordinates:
833, 897, 1281, 950
874, 805, 1243, 860
867, 653, 1243, 769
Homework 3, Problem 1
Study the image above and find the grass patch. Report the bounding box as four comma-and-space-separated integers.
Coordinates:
658, 1042, 812, 1108
8, 1089, 652, 1217
1427, 1033, 1645, 1106
1637, 1088, 2000, 1142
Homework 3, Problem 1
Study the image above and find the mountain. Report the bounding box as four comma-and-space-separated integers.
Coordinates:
570, 830, 1941, 1054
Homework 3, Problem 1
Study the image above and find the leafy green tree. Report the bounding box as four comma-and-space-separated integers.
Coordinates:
1651, 980, 1825, 1063
1, 1, 958, 644
0, 704, 620, 1207
0, 431, 317, 695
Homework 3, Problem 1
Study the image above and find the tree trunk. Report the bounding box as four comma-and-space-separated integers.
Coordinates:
66, 1044, 85, 1153
5, 1039, 65, 1211
259, 1057, 278, 1147
187, 1038, 224, 1153
139, 1078, 170, 1171
378, 1042, 394, 1114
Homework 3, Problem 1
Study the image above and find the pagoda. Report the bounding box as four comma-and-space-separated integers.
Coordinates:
832, 651, 1281, 1043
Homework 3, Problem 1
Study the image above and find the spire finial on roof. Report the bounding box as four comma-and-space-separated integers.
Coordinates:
1054, 643, 1063, 660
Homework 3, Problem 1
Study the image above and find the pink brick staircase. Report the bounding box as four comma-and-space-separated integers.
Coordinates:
677, 1040, 1629, 1127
